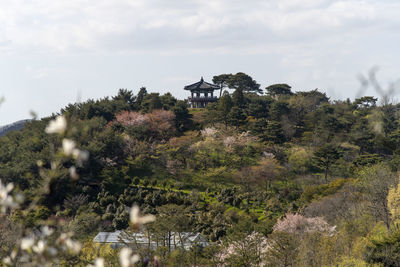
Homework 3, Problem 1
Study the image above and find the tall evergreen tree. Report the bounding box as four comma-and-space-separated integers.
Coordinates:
218, 91, 233, 126
232, 89, 245, 108
313, 144, 341, 182
112, 89, 136, 110
265, 121, 285, 144
136, 87, 147, 108
228, 106, 246, 129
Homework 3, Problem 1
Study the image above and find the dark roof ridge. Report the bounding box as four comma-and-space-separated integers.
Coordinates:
184, 77, 220, 90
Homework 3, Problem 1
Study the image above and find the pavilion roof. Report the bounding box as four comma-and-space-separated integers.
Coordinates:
184, 77, 220, 91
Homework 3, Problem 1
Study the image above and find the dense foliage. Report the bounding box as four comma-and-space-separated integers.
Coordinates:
2, 74, 400, 266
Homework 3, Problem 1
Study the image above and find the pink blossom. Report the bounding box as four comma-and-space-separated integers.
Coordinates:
273, 213, 336, 235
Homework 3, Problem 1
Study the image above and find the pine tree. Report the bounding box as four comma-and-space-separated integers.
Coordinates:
232, 89, 245, 108
217, 91, 233, 126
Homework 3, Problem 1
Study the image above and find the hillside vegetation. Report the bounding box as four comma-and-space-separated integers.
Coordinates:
1, 75, 400, 266
0, 119, 31, 136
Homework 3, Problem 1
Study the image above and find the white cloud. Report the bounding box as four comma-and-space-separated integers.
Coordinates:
0, 0, 396, 54
277, 0, 333, 10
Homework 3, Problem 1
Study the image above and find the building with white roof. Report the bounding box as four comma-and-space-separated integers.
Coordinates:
93, 230, 209, 251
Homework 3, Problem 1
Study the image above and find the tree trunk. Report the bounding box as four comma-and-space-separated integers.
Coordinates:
324, 161, 329, 183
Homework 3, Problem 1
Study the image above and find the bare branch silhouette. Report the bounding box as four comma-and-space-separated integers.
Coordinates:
357, 67, 398, 105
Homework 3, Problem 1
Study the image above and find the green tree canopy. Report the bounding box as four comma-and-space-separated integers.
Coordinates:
217, 91, 233, 126
265, 84, 293, 97
226, 72, 262, 94
213, 74, 233, 97
313, 144, 342, 182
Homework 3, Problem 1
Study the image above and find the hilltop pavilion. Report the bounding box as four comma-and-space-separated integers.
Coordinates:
184, 77, 220, 108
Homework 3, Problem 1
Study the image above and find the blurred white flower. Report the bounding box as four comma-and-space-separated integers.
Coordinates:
47, 247, 57, 256
0, 181, 13, 197
73, 149, 89, 162
69, 166, 79, 180
3, 256, 12, 265
66, 238, 81, 254
57, 233, 82, 254
0, 180, 18, 213
62, 138, 89, 163
15, 193, 24, 203
62, 138, 76, 156
119, 248, 139, 267
41, 226, 54, 237
32, 240, 46, 254
20, 237, 35, 251
130, 205, 155, 226
3, 250, 16, 265
94, 258, 105, 267
45, 116, 67, 134
88, 257, 105, 267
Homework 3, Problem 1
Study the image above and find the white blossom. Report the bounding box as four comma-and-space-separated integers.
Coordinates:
57, 233, 82, 254
62, 138, 89, 163
0, 180, 18, 213
32, 240, 46, 254
41, 226, 54, 237
273, 213, 336, 236
69, 166, 79, 180
129, 205, 155, 226
3, 250, 16, 265
45, 116, 67, 134
119, 248, 140, 267
201, 127, 218, 138
20, 237, 35, 251
72, 148, 89, 162
66, 239, 82, 254
94, 258, 105, 267
3, 256, 12, 265
62, 138, 76, 156
15, 193, 24, 203
87, 257, 105, 267
47, 247, 57, 256
3, 249, 17, 265
0, 181, 13, 200
223, 136, 236, 147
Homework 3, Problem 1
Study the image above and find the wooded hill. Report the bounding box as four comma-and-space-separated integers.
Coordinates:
1, 73, 400, 266
0, 119, 30, 136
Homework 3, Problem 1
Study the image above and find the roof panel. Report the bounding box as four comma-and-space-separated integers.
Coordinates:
93, 231, 209, 246
184, 78, 220, 91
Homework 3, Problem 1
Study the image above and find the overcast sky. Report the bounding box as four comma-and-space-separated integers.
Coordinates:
0, 0, 400, 125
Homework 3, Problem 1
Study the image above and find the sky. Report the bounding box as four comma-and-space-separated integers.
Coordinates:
0, 0, 400, 125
